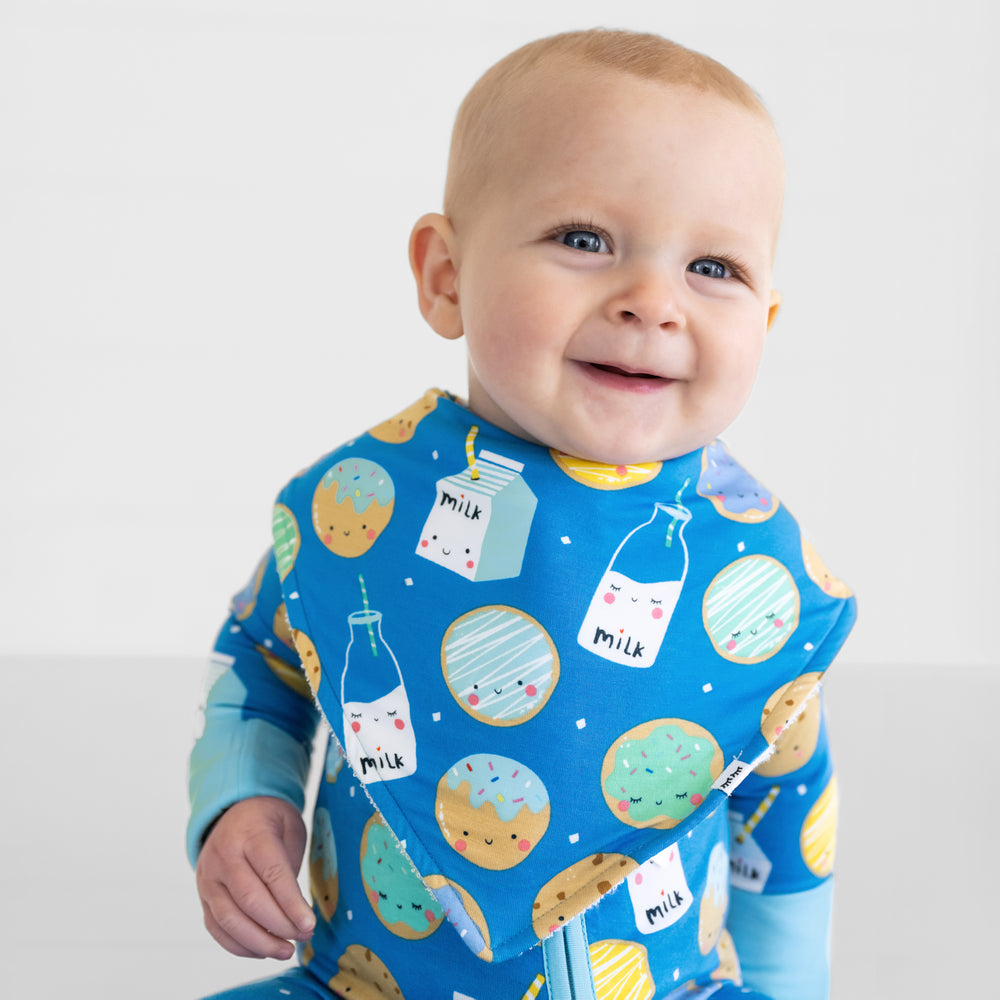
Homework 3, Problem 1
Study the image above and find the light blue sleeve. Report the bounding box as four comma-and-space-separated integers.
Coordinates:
186, 553, 321, 866
726, 879, 834, 1000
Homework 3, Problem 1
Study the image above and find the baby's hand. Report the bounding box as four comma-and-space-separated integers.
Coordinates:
196, 796, 316, 960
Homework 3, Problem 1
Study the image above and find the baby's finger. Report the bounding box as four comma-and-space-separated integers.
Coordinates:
204, 885, 297, 961
245, 835, 316, 937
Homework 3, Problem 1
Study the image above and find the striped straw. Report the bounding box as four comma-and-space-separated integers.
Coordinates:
521, 973, 545, 1000
665, 477, 690, 548
465, 425, 480, 480
735, 785, 780, 844
358, 574, 378, 657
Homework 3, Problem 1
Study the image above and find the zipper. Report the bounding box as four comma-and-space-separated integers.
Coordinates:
540, 913, 597, 1000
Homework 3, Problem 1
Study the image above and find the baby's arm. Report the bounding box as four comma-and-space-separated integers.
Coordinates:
725, 696, 837, 1000
188, 551, 321, 959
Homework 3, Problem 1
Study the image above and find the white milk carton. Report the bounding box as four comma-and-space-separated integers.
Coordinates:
416, 450, 537, 582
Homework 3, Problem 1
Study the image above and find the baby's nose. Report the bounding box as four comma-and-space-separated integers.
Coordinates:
608, 266, 683, 330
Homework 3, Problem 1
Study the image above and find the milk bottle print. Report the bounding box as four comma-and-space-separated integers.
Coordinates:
577, 501, 691, 667
341, 608, 417, 783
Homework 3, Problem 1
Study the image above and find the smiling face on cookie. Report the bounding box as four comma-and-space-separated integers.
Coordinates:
312, 458, 395, 558
442, 606, 559, 726
756, 671, 823, 778
436, 754, 550, 869
601, 719, 723, 829
360, 815, 443, 939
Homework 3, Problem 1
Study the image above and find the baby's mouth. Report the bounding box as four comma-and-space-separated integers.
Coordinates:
590, 362, 663, 380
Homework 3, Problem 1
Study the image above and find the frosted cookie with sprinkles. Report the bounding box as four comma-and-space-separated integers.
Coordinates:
550, 450, 662, 490
601, 719, 723, 829
442, 605, 559, 726
312, 458, 395, 558
360, 815, 443, 939
702, 555, 800, 664
696, 440, 779, 523
436, 754, 550, 869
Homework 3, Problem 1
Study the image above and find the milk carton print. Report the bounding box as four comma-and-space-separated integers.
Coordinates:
341, 605, 416, 783
578, 501, 691, 667
416, 444, 537, 583
626, 841, 693, 934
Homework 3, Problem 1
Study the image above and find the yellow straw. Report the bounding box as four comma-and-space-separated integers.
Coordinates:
465, 425, 480, 480
520, 973, 545, 1000
735, 785, 780, 844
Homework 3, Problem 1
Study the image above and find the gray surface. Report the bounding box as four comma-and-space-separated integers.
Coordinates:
1, 658, 994, 998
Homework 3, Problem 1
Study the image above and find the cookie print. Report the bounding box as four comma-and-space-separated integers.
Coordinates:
360, 815, 443, 939
532, 853, 638, 939
442, 605, 559, 726
801, 775, 837, 877
436, 754, 550, 870
602, 719, 723, 829
801, 538, 853, 598
292, 629, 321, 695
309, 807, 339, 921
696, 440, 779, 523
328, 945, 403, 1000
756, 672, 823, 778
702, 555, 800, 663
313, 458, 395, 558
368, 389, 441, 443
549, 450, 662, 490
424, 874, 492, 961
588, 939, 654, 1000
272, 504, 300, 582
259, 644, 313, 699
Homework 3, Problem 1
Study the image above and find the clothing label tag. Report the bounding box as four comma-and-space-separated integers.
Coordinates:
712, 757, 751, 796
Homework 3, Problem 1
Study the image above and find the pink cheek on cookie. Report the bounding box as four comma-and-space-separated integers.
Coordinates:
424, 909, 436, 924
394, 718, 405, 730
774, 619, 784, 629
454, 839, 467, 853
618, 800, 630, 813
691, 793, 704, 807
604, 593, 615, 604
366, 528, 376, 540
651, 607, 663, 620
726, 639, 737, 651
351, 721, 361, 733
467, 693, 479, 707
517, 839, 531, 852
323, 533, 333, 545
525, 685, 537, 698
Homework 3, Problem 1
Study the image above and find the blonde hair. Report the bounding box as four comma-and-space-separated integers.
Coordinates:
444, 28, 771, 220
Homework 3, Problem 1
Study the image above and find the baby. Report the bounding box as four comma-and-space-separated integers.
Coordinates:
190, 29, 855, 1000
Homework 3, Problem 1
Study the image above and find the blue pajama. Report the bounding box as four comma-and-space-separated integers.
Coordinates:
190, 391, 855, 1000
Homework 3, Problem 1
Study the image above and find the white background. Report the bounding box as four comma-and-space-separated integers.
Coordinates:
2, 3, 998, 997
3, 0, 997, 667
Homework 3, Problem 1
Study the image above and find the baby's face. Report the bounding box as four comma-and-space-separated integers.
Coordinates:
444, 68, 785, 464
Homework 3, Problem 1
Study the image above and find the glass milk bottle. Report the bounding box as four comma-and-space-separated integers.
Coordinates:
340, 610, 417, 783
577, 502, 692, 667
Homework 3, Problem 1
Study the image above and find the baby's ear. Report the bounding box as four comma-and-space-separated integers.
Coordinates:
766, 290, 782, 331
767, 288, 781, 330
409, 213, 463, 340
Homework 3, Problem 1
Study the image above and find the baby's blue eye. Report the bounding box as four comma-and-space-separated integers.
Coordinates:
689, 258, 730, 279
560, 230, 609, 253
